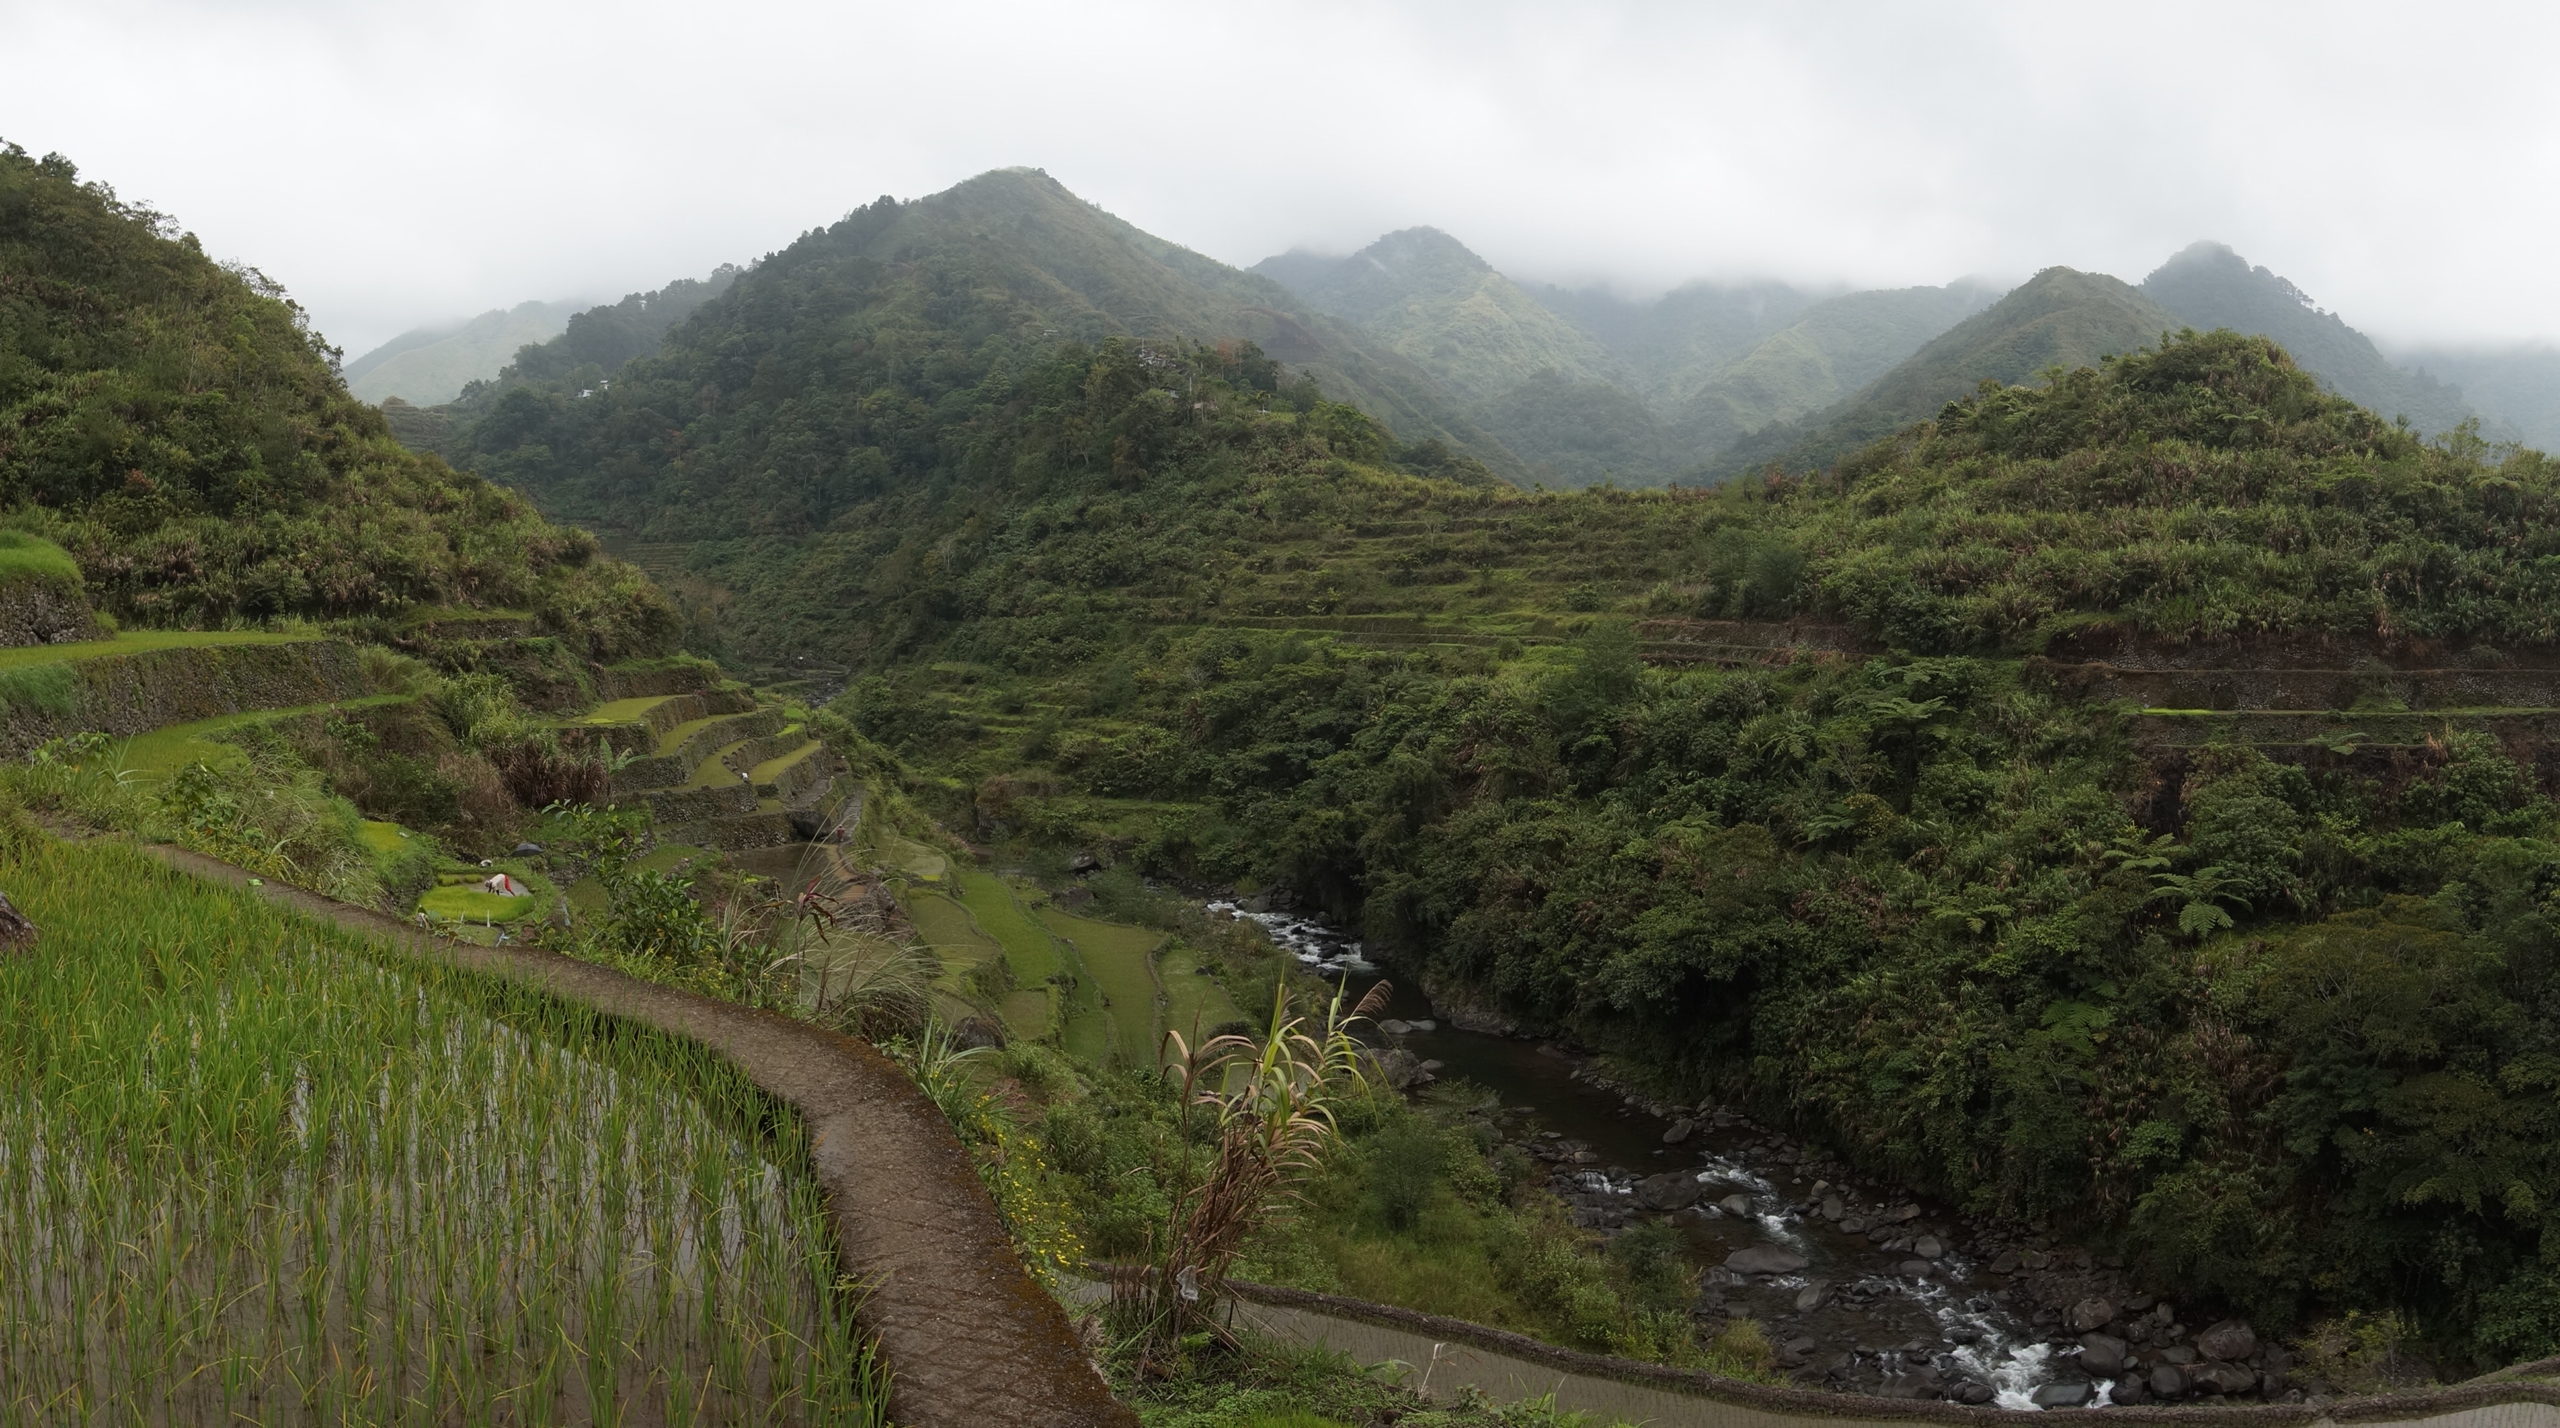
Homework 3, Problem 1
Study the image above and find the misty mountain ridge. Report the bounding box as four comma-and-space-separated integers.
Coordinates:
396, 168, 2551, 490
344, 298, 587, 405
1713, 267, 2181, 474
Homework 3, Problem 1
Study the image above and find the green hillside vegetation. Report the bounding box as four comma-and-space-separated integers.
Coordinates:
1670, 281, 2000, 450
1252, 229, 1624, 404
343, 298, 584, 405
725, 331, 2559, 1364
457, 266, 740, 403
0, 142, 672, 655
2142, 242, 2475, 437
1258, 234, 2005, 485
451, 168, 1510, 496
1715, 267, 2180, 475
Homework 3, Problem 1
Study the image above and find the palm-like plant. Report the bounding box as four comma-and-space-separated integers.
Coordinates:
1131, 979, 1388, 1349
2147, 865, 2252, 937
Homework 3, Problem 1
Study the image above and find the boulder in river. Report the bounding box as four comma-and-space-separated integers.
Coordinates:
2032, 1383, 2091, 1408
1718, 1193, 1755, 1218
1883, 1203, 1923, 1223
2150, 1365, 2190, 1398
1663, 1117, 1697, 1145
2069, 1296, 2118, 1333
1820, 1195, 1844, 1221
2192, 1362, 2258, 1396
1724, 1245, 1810, 1275
2198, 1319, 2258, 1362
1794, 1280, 1830, 1311
1913, 1234, 1945, 1260
2078, 1333, 2130, 1376
1636, 1171, 1705, 1212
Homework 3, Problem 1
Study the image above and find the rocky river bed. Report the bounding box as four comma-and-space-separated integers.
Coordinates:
1209, 900, 2316, 1410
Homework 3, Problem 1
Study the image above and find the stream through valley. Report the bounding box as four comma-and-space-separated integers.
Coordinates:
1207, 901, 2188, 1410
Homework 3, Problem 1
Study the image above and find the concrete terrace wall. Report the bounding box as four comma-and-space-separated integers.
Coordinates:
1213, 1280, 2560, 1428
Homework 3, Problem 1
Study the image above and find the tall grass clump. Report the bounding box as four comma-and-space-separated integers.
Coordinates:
0, 834, 887, 1426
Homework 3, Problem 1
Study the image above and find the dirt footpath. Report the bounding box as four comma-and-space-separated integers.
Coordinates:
142, 842, 1137, 1428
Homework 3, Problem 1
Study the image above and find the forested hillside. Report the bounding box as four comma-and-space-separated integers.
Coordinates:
2141, 242, 2476, 437
1257, 235, 1999, 484
0, 142, 669, 653
473, 314, 2560, 1363
1712, 268, 2178, 475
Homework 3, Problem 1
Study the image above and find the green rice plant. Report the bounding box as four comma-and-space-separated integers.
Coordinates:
0, 661, 75, 720
0, 835, 889, 1425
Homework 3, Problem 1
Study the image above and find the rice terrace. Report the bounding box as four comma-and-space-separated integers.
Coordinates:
14, 10, 2560, 1424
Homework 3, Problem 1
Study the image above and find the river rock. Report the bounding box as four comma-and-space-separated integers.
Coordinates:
1913, 1234, 1945, 1260
1725, 1245, 1810, 1275
1838, 1216, 1869, 1234
1663, 1117, 1697, 1144
2150, 1365, 2190, 1398
2113, 1378, 2151, 1405
1989, 1249, 2021, 1274
2018, 1249, 2054, 1271
2068, 1297, 2117, 1333
1636, 1171, 1706, 1212
1377, 1019, 1413, 1035
1820, 1195, 1844, 1221
2160, 1345, 2197, 1365
2032, 1382, 2091, 1408
2192, 1362, 2258, 1396
2079, 1333, 2130, 1376
1958, 1383, 1995, 1405
2198, 1319, 2258, 1362
1795, 1280, 1830, 1311
1898, 1259, 1935, 1277
1718, 1193, 1754, 1218
1884, 1203, 1922, 1223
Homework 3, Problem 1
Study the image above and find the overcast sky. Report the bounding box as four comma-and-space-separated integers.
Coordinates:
12, 0, 2559, 358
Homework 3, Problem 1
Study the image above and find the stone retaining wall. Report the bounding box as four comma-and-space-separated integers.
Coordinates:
0, 639, 373, 757
2034, 661, 2560, 713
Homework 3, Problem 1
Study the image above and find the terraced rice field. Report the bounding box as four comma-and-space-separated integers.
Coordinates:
0, 836, 885, 1426
1157, 944, 1248, 1041
0, 627, 314, 672
116, 694, 413, 778
1036, 907, 1162, 1065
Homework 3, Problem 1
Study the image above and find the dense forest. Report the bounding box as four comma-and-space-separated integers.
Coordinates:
433, 241, 2560, 1364
0, 142, 670, 654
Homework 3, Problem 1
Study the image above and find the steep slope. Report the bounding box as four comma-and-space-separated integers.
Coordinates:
345, 299, 584, 405
1258, 229, 1669, 485
1716, 267, 2177, 474
1252, 228, 1621, 404
480, 267, 739, 395
2140, 242, 2475, 436
459, 169, 1510, 481
0, 142, 670, 654
2391, 341, 2560, 451
1668, 280, 2002, 452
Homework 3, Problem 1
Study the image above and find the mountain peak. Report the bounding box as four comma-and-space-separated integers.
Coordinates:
1356, 226, 1490, 274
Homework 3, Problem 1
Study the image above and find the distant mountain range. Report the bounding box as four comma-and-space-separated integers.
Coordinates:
345, 300, 586, 405
378, 168, 2560, 487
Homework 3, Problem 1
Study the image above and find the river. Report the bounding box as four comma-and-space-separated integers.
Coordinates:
1209, 901, 2116, 1410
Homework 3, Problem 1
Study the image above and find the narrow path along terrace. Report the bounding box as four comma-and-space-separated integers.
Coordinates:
128, 837, 1138, 1428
